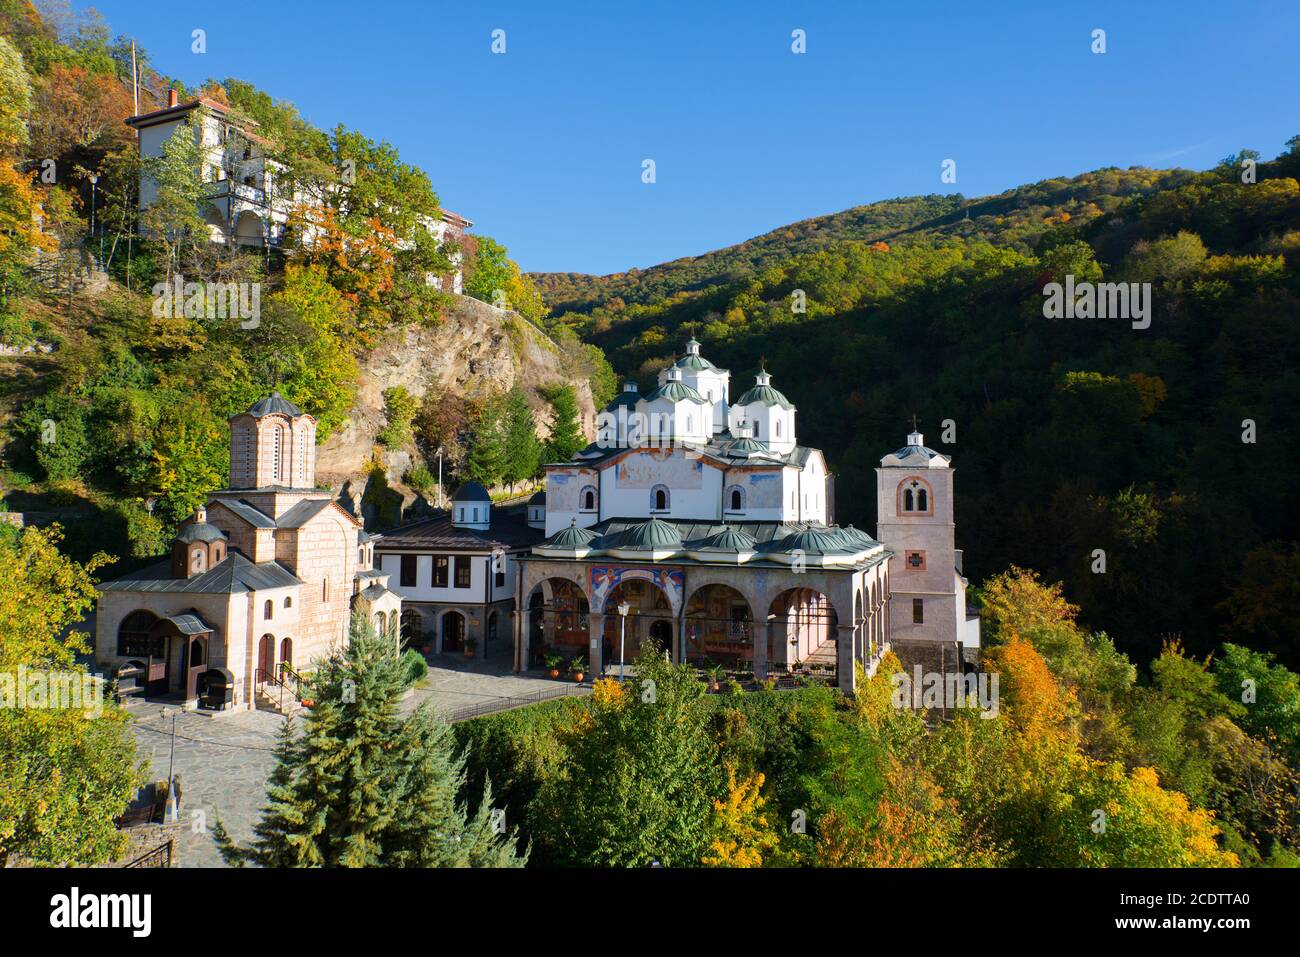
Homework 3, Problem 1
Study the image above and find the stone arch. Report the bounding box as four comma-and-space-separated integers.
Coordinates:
767, 585, 838, 667
233, 209, 265, 247
601, 577, 675, 663
898, 475, 934, 516
685, 582, 754, 667
400, 608, 424, 647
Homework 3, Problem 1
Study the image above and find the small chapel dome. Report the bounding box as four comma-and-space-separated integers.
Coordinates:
453, 482, 491, 503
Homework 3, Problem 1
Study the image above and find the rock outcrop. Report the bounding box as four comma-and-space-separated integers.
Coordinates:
315, 294, 596, 494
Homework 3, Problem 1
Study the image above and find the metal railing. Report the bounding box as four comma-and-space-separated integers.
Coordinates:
125, 838, 174, 868
442, 682, 592, 724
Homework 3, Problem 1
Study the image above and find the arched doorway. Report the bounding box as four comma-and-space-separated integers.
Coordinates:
257, 634, 274, 682
117, 610, 166, 694
279, 637, 293, 669
602, 578, 675, 668
526, 579, 590, 668
441, 611, 465, 652
400, 609, 424, 649
233, 209, 264, 247
685, 584, 753, 668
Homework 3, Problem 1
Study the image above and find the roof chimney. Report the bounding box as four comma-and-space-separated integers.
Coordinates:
167, 88, 178, 108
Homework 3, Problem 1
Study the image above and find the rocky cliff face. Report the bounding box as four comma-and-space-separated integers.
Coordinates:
315, 294, 595, 499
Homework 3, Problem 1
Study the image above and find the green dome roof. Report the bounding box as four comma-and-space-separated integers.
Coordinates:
674, 353, 720, 372
835, 524, 879, 549
726, 437, 771, 455
768, 526, 854, 556
734, 384, 794, 410
644, 380, 707, 404
692, 525, 758, 552
615, 518, 683, 550
546, 521, 599, 549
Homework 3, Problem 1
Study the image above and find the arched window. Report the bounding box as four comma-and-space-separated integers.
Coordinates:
264, 599, 273, 620
651, 485, 670, 511
775, 418, 782, 438
272, 426, 284, 483
190, 639, 205, 667
899, 478, 933, 515
192, 549, 205, 572
580, 486, 597, 511
375, 611, 387, 634
728, 486, 744, 511
284, 596, 292, 609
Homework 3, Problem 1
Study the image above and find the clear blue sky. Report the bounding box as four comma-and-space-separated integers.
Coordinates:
83, 0, 1299, 275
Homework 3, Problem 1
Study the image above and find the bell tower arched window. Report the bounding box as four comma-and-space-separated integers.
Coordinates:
898, 477, 934, 516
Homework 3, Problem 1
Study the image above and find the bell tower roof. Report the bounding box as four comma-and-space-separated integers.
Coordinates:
245, 391, 304, 418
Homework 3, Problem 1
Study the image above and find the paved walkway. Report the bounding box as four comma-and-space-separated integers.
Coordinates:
125, 655, 582, 867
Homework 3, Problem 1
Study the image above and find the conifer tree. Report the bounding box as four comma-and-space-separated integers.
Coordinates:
543, 385, 585, 463
465, 392, 506, 489
216, 614, 526, 867
501, 386, 541, 489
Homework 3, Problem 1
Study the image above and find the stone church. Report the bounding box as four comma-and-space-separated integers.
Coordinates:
515, 339, 979, 694
95, 394, 400, 711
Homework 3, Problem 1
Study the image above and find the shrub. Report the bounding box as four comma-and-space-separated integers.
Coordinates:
400, 649, 428, 687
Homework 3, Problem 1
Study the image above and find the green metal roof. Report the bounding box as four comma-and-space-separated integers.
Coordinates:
734, 384, 795, 410
693, 525, 758, 552
643, 380, 707, 404
546, 521, 599, 549
613, 517, 683, 550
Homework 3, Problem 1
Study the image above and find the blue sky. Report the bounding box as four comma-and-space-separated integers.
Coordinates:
83, 0, 1299, 275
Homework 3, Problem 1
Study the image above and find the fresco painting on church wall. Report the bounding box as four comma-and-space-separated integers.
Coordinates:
616, 451, 704, 489
546, 470, 586, 511
744, 471, 783, 507
591, 565, 685, 615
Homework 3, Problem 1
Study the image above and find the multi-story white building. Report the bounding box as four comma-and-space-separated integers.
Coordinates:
125, 90, 472, 291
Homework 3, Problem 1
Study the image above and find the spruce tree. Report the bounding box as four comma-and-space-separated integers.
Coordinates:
465, 393, 506, 489
216, 614, 527, 867
501, 386, 542, 489
543, 385, 585, 462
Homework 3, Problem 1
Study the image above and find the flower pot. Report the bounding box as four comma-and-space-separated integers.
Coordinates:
572, 672, 585, 683
464, 647, 474, 658
549, 668, 561, 680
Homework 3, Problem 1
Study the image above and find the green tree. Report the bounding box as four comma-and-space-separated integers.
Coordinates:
216, 614, 525, 867
378, 385, 417, 448
501, 386, 541, 488
542, 384, 585, 463
139, 110, 208, 282
534, 649, 722, 866
464, 393, 506, 489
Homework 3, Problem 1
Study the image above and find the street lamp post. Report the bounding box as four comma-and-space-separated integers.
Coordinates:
617, 600, 630, 681
436, 446, 444, 509
161, 706, 178, 823
88, 173, 99, 270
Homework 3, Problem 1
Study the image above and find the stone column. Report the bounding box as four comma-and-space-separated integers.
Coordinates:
837, 623, 856, 695
753, 620, 768, 680
588, 612, 605, 676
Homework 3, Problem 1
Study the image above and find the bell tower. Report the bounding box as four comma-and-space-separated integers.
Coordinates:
875, 426, 968, 647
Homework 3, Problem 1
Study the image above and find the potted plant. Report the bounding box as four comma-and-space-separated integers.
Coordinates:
464, 637, 477, 659
545, 654, 564, 680
569, 656, 586, 683
705, 663, 725, 692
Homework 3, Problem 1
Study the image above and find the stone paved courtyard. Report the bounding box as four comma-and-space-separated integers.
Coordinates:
127, 655, 587, 866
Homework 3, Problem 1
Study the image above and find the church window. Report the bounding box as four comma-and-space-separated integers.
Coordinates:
913, 599, 924, 624
651, 485, 670, 511
905, 550, 926, 570
284, 596, 292, 609
580, 486, 597, 511
728, 486, 744, 511
272, 426, 283, 483
899, 478, 933, 515
264, 599, 273, 620
322, 578, 328, 601
753, 420, 760, 438
775, 418, 782, 438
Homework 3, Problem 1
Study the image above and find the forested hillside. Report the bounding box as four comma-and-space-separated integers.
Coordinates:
538, 149, 1300, 670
